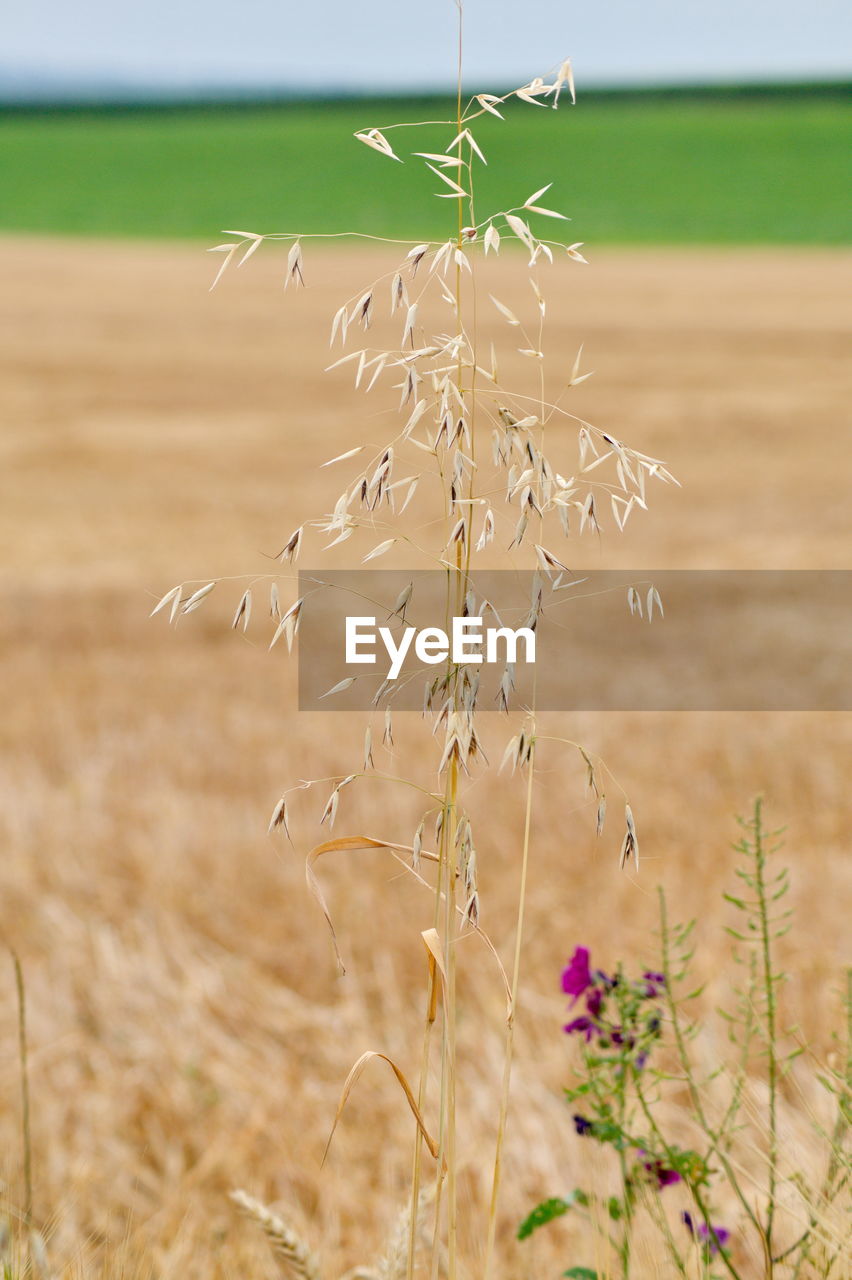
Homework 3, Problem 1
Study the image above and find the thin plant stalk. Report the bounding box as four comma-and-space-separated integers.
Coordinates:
443, 754, 460, 1280
483, 733, 535, 1278
633, 1081, 744, 1280
12, 952, 33, 1231
789, 969, 851, 1276
750, 799, 778, 1271
658, 890, 763, 1239
407, 958, 439, 1280
438, 12, 470, 1276
483, 208, 550, 1272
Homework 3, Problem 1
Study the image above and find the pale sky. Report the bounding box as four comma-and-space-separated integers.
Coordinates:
3, 0, 851, 96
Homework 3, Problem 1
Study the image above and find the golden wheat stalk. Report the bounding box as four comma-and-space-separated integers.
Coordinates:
230, 1189, 322, 1280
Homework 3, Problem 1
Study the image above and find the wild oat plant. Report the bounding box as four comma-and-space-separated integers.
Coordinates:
520, 801, 851, 1280
150, 9, 681, 1278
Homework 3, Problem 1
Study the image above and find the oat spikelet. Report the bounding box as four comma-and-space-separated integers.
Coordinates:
230, 1190, 322, 1280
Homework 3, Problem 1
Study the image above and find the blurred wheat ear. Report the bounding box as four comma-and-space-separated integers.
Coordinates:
230, 1190, 322, 1280
231, 1188, 431, 1280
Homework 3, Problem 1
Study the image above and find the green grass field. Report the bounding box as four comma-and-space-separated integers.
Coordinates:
1, 92, 849, 244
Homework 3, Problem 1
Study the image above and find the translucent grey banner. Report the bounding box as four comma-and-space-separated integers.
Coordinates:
297, 570, 852, 711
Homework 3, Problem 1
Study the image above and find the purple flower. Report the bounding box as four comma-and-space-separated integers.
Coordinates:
564, 1015, 596, 1042
562, 947, 592, 1000
573, 1114, 593, 1136
682, 1212, 730, 1256
586, 987, 604, 1019
641, 971, 666, 997
637, 1151, 681, 1189
635, 1050, 648, 1070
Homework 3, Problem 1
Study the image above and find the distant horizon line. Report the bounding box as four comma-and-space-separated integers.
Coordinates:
1, 75, 849, 112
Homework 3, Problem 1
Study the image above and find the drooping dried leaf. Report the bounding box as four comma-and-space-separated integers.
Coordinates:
306, 835, 435, 972
324, 1050, 439, 1167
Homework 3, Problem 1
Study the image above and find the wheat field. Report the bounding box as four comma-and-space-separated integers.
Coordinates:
0, 236, 849, 1277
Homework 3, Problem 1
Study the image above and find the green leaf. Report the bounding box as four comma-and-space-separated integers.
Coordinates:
564, 1269, 598, 1280
564, 1081, 594, 1098
517, 1197, 572, 1240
